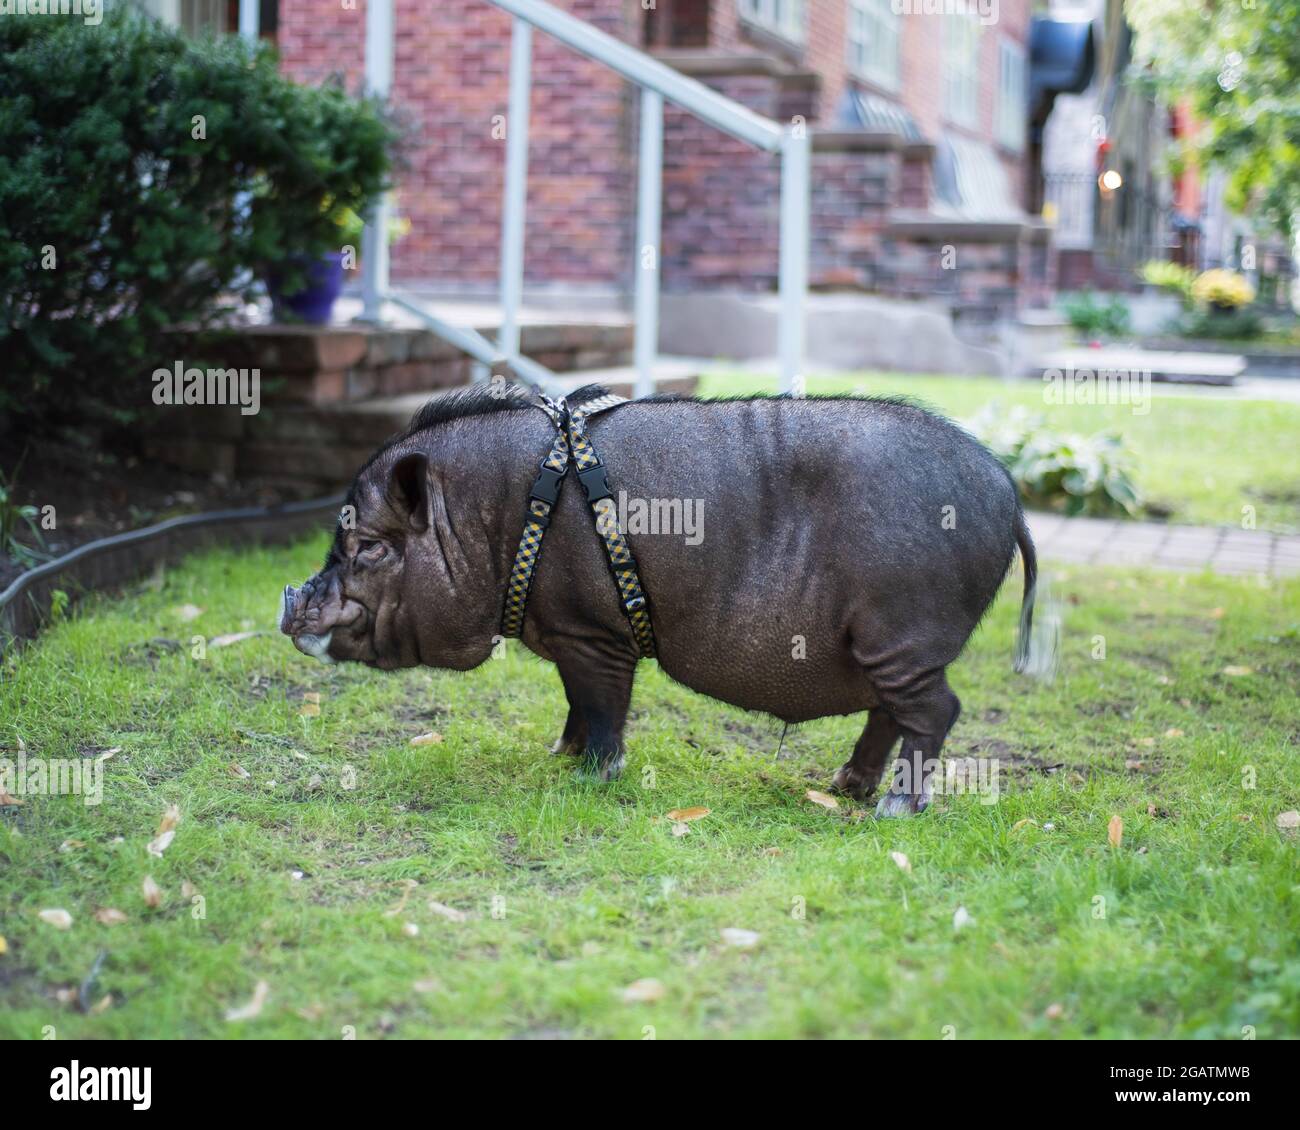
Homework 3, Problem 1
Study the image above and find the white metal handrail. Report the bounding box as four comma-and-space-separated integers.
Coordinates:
241, 0, 810, 397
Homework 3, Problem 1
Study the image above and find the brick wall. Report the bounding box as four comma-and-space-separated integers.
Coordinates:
276, 0, 1038, 302
278, 0, 638, 291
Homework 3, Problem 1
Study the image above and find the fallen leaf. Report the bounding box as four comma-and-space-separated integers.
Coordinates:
1124, 759, 1144, 770
210, 631, 262, 648
146, 829, 175, 858
1011, 818, 1037, 832
665, 806, 710, 822
225, 980, 270, 1022
620, 978, 665, 1004
1276, 810, 1300, 834
1108, 814, 1124, 849
1136, 737, 1156, 748
889, 850, 913, 873
38, 909, 73, 930
427, 900, 468, 923
181, 881, 197, 899
59, 839, 86, 853
142, 875, 163, 908
402, 922, 420, 938
94, 908, 128, 926
174, 603, 204, 622
228, 762, 251, 780
1236, 813, 1253, 823
384, 880, 418, 918
299, 703, 321, 717
0, 788, 24, 806
805, 790, 839, 810
0, 935, 7, 955
761, 847, 782, 857
670, 821, 690, 837
99, 747, 121, 761
1208, 607, 1225, 619
157, 805, 181, 835
1045, 1002, 1065, 1020
413, 978, 442, 994
1155, 675, 1172, 685
952, 906, 974, 932
720, 928, 760, 949
410, 732, 444, 746
1221, 665, 1253, 677
1164, 728, 1184, 738
307, 774, 323, 791
90, 994, 114, 1015
302, 692, 321, 705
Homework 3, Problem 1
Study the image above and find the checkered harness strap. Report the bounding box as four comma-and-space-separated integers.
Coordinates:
500, 391, 657, 658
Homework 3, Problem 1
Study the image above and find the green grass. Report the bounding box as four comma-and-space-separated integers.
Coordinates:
1, 538, 1298, 1039
700, 371, 1300, 533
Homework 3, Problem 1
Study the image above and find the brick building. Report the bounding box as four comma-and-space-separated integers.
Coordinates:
255, 0, 1065, 321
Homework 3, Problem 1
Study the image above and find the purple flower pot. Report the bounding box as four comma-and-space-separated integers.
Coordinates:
267, 253, 346, 325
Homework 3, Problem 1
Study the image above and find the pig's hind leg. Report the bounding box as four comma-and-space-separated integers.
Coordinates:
831, 710, 900, 801
873, 673, 961, 818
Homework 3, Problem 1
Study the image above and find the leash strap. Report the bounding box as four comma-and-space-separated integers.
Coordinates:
501, 393, 569, 640
500, 390, 656, 658
567, 397, 658, 658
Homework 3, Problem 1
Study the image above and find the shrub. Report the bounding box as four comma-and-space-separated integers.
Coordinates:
1175, 305, 1266, 341
969, 405, 1141, 518
0, 10, 398, 434
1060, 290, 1132, 340
1191, 268, 1255, 309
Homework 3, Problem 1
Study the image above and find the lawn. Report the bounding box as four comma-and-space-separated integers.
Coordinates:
700, 372, 1300, 533
1, 537, 1297, 1039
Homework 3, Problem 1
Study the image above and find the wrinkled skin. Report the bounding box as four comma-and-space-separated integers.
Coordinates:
282, 386, 1037, 815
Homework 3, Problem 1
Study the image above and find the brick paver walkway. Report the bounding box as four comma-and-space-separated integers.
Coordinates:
1025, 513, 1300, 577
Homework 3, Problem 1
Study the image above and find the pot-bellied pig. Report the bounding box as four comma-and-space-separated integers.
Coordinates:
281, 385, 1039, 816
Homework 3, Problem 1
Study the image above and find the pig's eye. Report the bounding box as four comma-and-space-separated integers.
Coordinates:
355, 540, 387, 565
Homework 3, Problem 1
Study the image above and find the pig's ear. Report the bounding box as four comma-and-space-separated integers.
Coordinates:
386, 453, 430, 533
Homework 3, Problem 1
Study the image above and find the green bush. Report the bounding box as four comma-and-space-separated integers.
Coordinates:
0, 10, 398, 434
969, 405, 1141, 518
1060, 290, 1132, 340
1175, 305, 1266, 341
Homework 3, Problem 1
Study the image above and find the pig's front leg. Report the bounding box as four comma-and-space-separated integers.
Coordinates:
554, 653, 636, 782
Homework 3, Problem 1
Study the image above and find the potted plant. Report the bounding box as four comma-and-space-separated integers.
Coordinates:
1191, 268, 1255, 315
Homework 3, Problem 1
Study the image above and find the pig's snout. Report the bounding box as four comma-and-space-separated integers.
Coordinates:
280, 578, 341, 664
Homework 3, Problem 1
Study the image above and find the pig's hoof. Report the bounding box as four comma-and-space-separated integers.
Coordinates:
551, 736, 584, 757
580, 751, 625, 782
875, 790, 930, 819
831, 764, 877, 801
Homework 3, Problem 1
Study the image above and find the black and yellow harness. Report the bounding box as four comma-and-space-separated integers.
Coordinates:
500, 391, 656, 657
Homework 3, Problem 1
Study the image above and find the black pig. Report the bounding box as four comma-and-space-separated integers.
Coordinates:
280, 385, 1038, 816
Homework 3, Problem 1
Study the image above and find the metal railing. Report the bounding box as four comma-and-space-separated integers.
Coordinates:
237, 0, 809, 397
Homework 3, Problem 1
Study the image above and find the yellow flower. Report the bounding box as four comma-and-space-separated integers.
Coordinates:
1191, 269, 1255, 309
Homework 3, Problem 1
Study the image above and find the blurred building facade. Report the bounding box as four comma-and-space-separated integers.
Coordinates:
262, 0, 1077, 323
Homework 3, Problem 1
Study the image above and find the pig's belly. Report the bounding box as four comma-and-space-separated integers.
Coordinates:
656, 632, 880, 723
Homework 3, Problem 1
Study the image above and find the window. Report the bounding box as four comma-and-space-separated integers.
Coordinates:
847, 0, 900, 91
943, 14, 981, 128
738, 0, 807, 44
996, 39, 1027, 151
